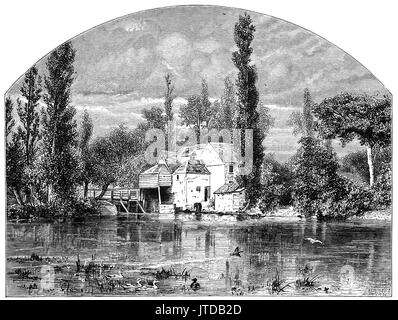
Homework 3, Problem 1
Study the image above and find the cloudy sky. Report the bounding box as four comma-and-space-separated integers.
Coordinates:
7, 5, 388, 161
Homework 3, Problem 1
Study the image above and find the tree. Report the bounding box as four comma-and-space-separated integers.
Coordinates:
17, 65, 42, 165
164, 73, 175, 123
313, 93, 391, 186
232, 13, 265, 207
41, 41, 79, 204
257, 101, 274, 137
78, 110, 94, 199
259, 153, 293, 212
200, 79, 212, 127
180, 79, 213, 144
142, 106, 166, 131
90, 125, 146, 199
164, 73, 175, 150
5, 97, 25, 205
15, 65, 42, 204
288, 88, 314, 137
5, 97, 15, 137
292, 137, 341, 217
210, 76, 237, 131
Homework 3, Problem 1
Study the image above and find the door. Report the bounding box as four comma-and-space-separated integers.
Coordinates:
204, 186, 210, 201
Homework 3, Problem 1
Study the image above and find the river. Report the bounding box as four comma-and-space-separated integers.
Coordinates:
6, 214, 391, 297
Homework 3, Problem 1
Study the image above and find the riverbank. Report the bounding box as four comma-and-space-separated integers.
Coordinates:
347, 208, 391, 221
249, 206, 391, 221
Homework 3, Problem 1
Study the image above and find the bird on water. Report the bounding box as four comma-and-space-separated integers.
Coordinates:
230, 246, 243, 257
190, 278, 201, 291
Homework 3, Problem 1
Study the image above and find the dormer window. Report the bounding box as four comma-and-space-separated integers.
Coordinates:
229, 165, 234, 173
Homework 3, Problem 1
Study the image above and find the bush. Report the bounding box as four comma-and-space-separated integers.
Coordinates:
340, 151, 369, 183
7, 199, 100, 221
292, 137, 374, 220
315, 177, 374, 220
372, 165, 392, 209
259, 154, 293, 213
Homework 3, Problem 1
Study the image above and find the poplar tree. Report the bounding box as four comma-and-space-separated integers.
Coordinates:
78, 109, 93, 199
232, 13, 265, 207
164, 73, 175, 150
17, 65, 42, 166
41, 41, 79, 204
5, 97, 24, 205
16, 65, 42, 203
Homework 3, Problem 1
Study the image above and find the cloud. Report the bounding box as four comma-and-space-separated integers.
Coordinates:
7, 6, 388, 161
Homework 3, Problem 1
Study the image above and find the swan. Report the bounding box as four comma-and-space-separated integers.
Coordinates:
304, 237, 323, 245
137, 278, 159, 289
105, 270, 123, 281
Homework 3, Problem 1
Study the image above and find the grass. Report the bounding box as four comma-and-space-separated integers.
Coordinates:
295, 264, 323, 290
268, 270, 291, 294
155, 267, 191, 280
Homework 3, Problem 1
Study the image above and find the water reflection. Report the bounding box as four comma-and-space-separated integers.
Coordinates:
7, 216, 391, 296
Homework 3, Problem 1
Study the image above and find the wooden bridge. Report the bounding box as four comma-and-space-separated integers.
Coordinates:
86, 188, 146, 213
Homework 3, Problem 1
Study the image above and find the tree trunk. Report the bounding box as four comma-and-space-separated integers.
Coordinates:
367, 145, 374, 187
95, 183, 110, 200
83, 180, 89, 199
48, 184, 54, 204
12, 188, 24, 206
24, 186, 32, 204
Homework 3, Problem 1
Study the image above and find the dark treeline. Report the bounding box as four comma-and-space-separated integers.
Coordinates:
6, 42, 94, 218
5, 13, 392, 221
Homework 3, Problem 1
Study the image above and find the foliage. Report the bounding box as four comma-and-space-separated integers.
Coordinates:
232, 13, 265, 208
5, 97, 15, 137
7, 199, 100, 220
180, 100, 208, 143
142, 106, 166, 131
16, 65, 42, 166
89, 125, 147, 197
288, 88, 315, 137
164, 73, 175, 123
372, 163, 392, 209
164, 73, 175, 150
210, 76, 237, 131
78, 110, 94, 198
292, 136, 373, 219
5, 97, 25, 205
313, 92, 391, 186
313, 93, 391, 147
340, 151, 370, 183
259, 154, 293, 213
292, 137, 337, 217
40, 41, 79, 204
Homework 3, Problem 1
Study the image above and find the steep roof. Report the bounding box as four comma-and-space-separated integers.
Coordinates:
214, 182, 245, 194
208, 143, 239, 163
140, 163, 171, 175
173, 159, 210, 175
177, 142, 239, 165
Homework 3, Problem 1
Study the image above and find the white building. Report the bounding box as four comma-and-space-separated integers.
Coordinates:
176, 143, 240, 200
214, 182, 246, 213
138, 142, 243, 213
172, 159, 211, 211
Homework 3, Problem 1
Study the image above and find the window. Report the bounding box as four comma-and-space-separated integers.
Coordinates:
196, 186, 201, 192
176, 175, 179, 181
229, 165, 234, 173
